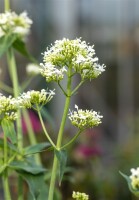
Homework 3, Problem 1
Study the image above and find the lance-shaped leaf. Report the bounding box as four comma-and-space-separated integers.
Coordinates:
120, 171, 139, 197
9, 160, 46, 174
55, 149, 67, 185
1, 119, 17, 144
17, 171, 48, 200
0, 33, 17, 58
13, 39, 37, 63
24, 142, 51, 156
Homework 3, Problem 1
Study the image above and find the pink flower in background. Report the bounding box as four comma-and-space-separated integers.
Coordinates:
22, 111, 42, 134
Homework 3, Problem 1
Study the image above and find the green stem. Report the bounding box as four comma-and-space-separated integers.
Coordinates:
48, 66, 72, 200
2, 131, 12, 200
7, 48, 23, 150
37, 107, 56, 149
22, 109, 41, 164
7, 48, 23, 200
71, 80, 84, 96
4, 0, 10, 11
61, 130, 82, 150
0, 81, 13, 94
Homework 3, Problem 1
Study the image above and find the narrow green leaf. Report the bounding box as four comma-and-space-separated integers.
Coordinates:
9, 160, 46, 174
0, 33, 17, 58
120, 171, 139, 197
13, 39, 37, 63
17, 171, 48, 200
24, 142, 51, 156
1, 119, 17, 144
55, 149, 67, 185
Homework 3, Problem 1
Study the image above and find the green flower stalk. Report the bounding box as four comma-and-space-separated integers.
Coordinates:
72, 191, 89, 200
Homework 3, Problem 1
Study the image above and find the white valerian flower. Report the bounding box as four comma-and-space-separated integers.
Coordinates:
26, 63, 40, 75
68, 105, 103, 130
40, 38, 105, 82
72, 191, 89, 200
130, 167, 139, 190
0, 11, 32, 39
0, 93, 19, 121
18, 89, 55, 109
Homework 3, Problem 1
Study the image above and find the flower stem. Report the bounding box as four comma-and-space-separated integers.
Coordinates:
4, 0, 10, 11
48, 66, 72, 200
7, 48, 23, 150
2, 130, 11, 200
37, 107, 56, 149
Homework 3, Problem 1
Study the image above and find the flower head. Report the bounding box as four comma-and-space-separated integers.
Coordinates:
40, 38, 105, 82
68, 105, 102, 130
0, 93, 19, 122
0, 11, 32, 39
26, 63, 40, 75
130, 167, 139, 190
18, 89, 55, 109
72, 191, 89, 200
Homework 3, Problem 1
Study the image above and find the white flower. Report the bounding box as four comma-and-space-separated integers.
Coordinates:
18, 89, 55, 109
130, 167, 139, 190
0, 11, 32, 39
72, 191, 89, 200
40, 38, 106, 82
68, 105, 103, 130
26, 63, 40, 75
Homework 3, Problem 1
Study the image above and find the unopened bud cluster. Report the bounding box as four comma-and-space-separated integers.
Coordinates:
72, 191, 89, 200
0, 11, 32, 38
130, 167, 139, 190
40, 38, 105, 82
69, 105, 102, 130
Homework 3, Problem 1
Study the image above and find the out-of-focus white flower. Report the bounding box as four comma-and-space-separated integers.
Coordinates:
18, 89, 55, 109
40, 38, 105, 82
0, 11, 32, 39
72, 191, 89, 200
0, 93, 19, 121
68, 105, 103, 130
26, 63, 40, 75
130, 167, 139, 190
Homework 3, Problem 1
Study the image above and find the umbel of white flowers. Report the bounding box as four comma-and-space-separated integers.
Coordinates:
72, 191, 89, 200
0, 11, 32, 38
40, 38, 105, 82
130, 167, 139, 190
0, 89, 55, 122
68, 105, 103, 130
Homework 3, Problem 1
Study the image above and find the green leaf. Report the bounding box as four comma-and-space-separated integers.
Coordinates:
9, 160, 46, 174
55, 149, 67, 185
0, 33, 17, 58
1, 119, 17, 144
13, 39, 37, 63
17, 171, 48, 200
120, 171, 139, 197
24, 142, 51, 156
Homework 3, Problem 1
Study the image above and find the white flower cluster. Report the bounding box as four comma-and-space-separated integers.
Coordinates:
0, 93, 19, 121
72, 191, 89, 200
18, 89, 55, 109
26, 63, 40, 75
40, 38, 105, 82
40, 62, 67, 82
130, 167, 139, 190
68, 105, 103, 130
0, 11, 32, 38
